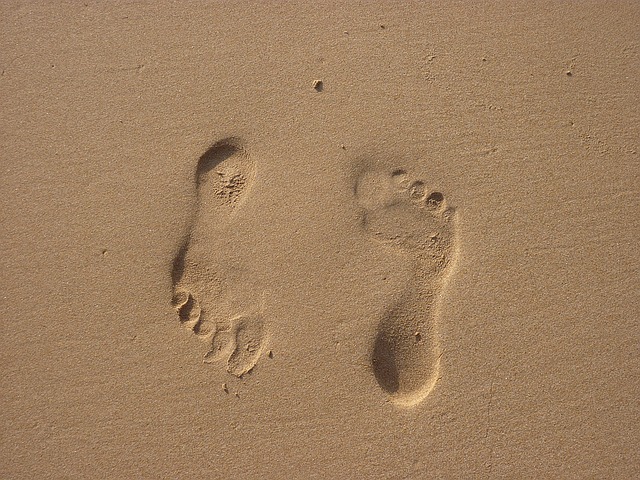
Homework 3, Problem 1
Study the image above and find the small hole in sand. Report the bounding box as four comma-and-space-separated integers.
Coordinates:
426, 192, 444, 205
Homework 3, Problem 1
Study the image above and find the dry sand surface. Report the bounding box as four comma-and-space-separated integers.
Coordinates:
1, 1, 639, 478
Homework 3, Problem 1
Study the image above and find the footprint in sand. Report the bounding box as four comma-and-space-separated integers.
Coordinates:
355, 167, 458, 406
171, 138, 267, 377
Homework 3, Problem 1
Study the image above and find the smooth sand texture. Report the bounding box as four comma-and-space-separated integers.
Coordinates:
1, 1, 639, 478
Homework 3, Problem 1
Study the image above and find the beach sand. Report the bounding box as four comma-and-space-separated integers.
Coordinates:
1, 1, 639, 478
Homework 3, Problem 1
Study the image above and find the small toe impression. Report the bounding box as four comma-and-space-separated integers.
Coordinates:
171, 289, 189, 308
425, 191, 445, 211
178, 293, 201, 326
193, 318, 215, 337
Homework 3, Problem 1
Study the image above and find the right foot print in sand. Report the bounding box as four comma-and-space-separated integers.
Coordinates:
171, 138, 267, 377
356, 168, 458, 406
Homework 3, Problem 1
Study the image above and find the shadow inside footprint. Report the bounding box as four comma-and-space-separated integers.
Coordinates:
372, 334, 400, 394
196, 142, 238, 183
195, 139, 255, 211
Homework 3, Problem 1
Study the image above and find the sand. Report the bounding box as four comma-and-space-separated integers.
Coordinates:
1, 1, 639, 478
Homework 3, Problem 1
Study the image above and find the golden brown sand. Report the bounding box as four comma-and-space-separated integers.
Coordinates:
2, 1, 639, 478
